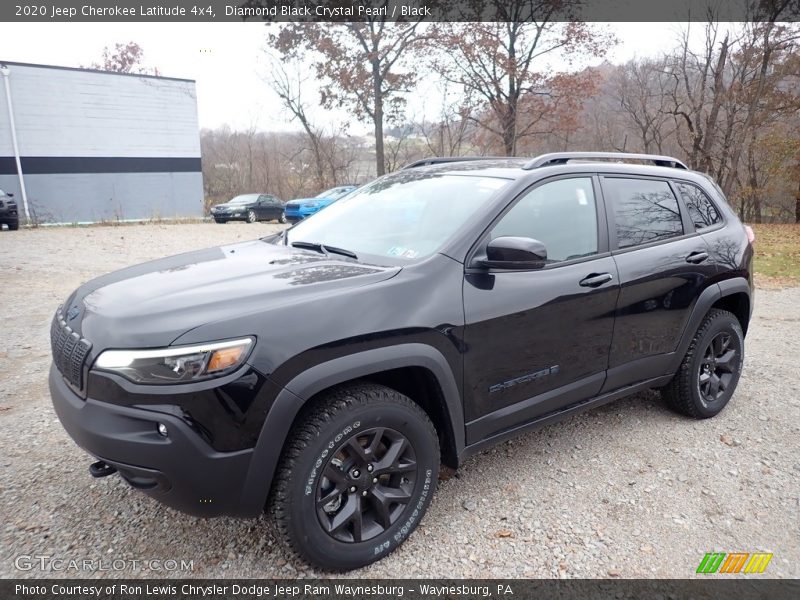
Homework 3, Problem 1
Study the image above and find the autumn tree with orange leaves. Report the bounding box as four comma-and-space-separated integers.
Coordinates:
268, 19, 429, 176
88, 41, 159, 75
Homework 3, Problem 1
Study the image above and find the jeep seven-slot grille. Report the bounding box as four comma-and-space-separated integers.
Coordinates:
50, 309, 92, 391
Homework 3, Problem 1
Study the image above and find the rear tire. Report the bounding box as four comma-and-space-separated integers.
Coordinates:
271, 382, 439, 570
661, 309, 744, 419
279, 212, 287, 224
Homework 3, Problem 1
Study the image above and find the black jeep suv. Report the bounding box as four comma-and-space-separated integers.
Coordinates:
50, 152, 753, 570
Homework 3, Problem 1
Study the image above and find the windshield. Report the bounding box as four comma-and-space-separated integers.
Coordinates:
285, 173, 510, 262
316, 187, 353, 200
228, 194, 259, 205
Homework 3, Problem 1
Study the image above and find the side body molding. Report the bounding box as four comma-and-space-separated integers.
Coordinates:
236, 343, 465, 517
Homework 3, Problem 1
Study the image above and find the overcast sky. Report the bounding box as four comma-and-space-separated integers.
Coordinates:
1, 22, 695, 134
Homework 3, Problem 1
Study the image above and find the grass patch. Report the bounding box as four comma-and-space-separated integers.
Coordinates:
752, 224, 800, 287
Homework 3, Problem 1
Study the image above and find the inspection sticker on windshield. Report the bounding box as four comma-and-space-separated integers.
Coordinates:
387, 246, 419, 259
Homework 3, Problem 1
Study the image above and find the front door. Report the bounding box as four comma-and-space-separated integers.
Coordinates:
463, 176, 619, 444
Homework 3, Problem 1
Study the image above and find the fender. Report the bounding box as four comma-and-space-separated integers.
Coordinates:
666, 277, 750, 374
236, 343, 465, 517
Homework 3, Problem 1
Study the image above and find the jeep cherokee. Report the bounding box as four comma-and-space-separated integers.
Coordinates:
50, 152, 753, 570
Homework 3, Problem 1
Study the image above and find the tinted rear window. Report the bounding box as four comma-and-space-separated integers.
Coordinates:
675, 182, 722, 230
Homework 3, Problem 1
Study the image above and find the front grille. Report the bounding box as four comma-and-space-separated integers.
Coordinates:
51, 308, 92, 392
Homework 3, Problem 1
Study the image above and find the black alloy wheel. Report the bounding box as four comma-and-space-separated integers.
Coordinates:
661, 308, 744, 419
698, 331, 738, 405
316, 427, 417, 543
271, 382, 439, 570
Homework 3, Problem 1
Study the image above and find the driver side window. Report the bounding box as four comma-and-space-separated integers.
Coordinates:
491, 177, 598, 263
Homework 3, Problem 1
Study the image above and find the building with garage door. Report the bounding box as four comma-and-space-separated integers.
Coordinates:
0, 61, 202, 224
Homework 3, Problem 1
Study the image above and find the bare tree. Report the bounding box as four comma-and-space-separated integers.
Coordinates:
265, 56, 329, 188
429, 1, 613, 155
611, 58, 674, 154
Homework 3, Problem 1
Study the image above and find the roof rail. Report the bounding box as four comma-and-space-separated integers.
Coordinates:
523, 152, 688, 170
401, 156, 511, 170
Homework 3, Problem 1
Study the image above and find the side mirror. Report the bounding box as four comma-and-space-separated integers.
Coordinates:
477, 236, 547, 270
7, 192, 13, 197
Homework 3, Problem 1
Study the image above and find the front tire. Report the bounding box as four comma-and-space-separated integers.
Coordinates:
661, 309, 744, 419
246, 210, 257, 223
272, 382, 439, 570
7, 220, 19, 231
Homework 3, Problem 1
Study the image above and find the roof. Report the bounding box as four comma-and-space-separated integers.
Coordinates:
0, 60, 195, 84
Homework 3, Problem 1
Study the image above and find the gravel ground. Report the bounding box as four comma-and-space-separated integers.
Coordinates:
0, 223, 798, 579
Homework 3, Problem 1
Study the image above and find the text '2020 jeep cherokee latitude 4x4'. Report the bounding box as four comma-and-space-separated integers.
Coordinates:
50, 152, 753, 570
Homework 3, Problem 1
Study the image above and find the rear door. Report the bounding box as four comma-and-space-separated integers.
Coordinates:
265, 196, 283, 219
255, 195, 279, 219
601, 175, 717, 391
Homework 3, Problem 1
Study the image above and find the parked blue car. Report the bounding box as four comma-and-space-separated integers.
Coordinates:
283, 185, 358, 223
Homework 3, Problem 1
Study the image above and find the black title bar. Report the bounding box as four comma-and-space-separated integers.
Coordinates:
3, 0, 800, 22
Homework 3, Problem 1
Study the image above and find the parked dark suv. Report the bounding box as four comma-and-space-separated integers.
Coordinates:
50, 152, 753, 570
0, 188, 19, 230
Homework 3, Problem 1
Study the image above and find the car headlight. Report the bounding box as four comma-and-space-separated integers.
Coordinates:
94, 338, 253, 384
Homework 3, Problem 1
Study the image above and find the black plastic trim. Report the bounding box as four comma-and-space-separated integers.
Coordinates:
238, 343, 465, 517
462, 375, 673, 459
50, 364, 253, 517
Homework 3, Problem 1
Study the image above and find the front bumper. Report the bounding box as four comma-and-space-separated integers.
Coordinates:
49, 364, 255, 517
0, 208, 18, 222
212, 211, 246, 221
284, 206, 319, 222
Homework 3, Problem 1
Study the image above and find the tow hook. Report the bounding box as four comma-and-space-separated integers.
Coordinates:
89, 460, 117, 478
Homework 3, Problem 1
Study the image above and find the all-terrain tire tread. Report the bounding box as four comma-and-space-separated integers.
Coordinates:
270, 381, 438, 568
661, 308, 741, 419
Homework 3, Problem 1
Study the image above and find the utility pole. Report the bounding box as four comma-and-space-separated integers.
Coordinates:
0, 64, 31, 223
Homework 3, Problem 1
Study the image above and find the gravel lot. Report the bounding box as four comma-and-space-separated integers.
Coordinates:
0, 223, 798, 579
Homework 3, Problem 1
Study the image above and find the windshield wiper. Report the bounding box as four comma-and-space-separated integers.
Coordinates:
291, 241, 358, 260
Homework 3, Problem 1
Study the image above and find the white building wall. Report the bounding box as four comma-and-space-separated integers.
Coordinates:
0, 61, 203, 222
0, 62, 200, 158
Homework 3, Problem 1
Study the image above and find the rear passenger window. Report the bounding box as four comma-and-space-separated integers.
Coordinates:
490, 177, 598, 262
605, 178, 684, 249
675, 182, 721, 230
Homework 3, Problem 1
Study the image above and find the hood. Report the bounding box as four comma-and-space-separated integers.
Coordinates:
71, 240, 399, 349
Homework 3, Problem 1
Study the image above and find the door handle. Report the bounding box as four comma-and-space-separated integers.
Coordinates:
686, 251, 709, 264
579, 272, 613, 287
